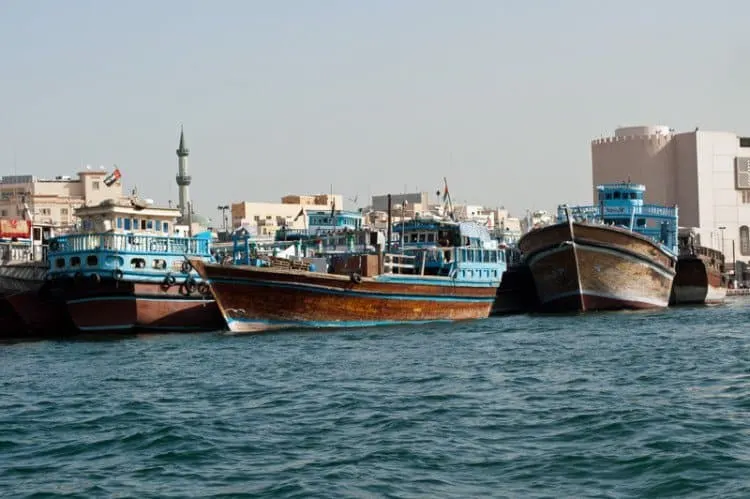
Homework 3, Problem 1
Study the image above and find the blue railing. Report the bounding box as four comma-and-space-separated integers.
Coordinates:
46, 232, 213, 283
48, 233, 211, 257
557, 204, 678, 223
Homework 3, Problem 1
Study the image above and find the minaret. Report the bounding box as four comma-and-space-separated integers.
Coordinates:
175, 126, 191, 221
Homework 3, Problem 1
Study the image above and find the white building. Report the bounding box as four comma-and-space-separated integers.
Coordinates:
592, 125, 750, 269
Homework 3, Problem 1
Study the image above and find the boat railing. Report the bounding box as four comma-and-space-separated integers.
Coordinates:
49, 233, 211, 256
0, 241, 35, 263
389, 246, 505, 270
558, 204, 678, 223
383, 253, 416, 273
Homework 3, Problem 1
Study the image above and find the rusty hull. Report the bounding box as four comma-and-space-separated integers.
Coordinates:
191, 259, 498, 333
519, 222, 676, 312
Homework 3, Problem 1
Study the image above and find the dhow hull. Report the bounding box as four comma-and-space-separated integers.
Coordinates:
519, 223, 676, 312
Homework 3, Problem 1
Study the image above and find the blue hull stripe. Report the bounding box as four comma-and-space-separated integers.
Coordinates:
210, 277, 495, 303
68, 295, 213, 305
48, 269, 206, 284
225, 317, 465, 329
77, 324, 213, 332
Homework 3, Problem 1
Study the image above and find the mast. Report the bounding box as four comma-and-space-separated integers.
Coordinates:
386, 194, 392, 253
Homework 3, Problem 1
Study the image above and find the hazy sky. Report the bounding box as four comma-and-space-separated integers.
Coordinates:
0, 0, 747, 221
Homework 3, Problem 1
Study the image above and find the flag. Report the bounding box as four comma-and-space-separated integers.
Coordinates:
103, 167, 121, 187
293, 207, 304, 222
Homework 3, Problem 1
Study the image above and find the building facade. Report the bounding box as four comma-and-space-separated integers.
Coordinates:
0, 169, 124, 230
592, 125, 750, 269
231, 194, 343, 236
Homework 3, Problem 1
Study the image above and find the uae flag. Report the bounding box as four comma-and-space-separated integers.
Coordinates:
103, 168, 121, 187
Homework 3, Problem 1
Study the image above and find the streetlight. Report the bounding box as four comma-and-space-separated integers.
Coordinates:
217, 205, 229, 232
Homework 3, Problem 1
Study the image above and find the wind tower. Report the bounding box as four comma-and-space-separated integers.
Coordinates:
175, 126, 191, 221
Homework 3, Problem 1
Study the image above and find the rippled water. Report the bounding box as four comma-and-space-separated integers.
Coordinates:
3, 299, 750, 498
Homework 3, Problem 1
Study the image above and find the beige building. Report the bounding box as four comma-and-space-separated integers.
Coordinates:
592, 125, 750, 266
0, 169, 124, 230
231, 193, 343, 234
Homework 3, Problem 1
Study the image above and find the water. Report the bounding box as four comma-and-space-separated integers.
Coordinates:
2, 300, 750, 498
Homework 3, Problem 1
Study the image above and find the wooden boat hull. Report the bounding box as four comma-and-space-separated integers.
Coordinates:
0, 262, 46, 296
0, 295, 30, 338
670, 255, 727, 305
5, 287, 76, 337
191, 260, 498, 333
55, 277, 223, 334
519, 222, 676, 312
491, 263, 538, 315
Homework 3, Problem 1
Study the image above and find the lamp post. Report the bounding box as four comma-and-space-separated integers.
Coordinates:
217, 205, 229, 232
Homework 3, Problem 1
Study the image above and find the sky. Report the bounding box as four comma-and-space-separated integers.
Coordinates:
0, 0, 748, 223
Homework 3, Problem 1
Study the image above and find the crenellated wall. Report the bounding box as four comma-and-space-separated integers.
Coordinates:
591, 126, 678, 210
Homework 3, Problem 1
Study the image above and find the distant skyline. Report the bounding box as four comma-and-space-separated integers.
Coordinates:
1, 0, 748, 222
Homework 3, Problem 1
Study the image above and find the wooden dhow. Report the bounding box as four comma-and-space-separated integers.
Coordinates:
519, 183, 679, 312
669, 228, 726, 305
44, 198, 223, 334
192, 218, 506, 333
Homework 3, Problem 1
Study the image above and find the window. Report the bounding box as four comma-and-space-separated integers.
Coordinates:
71, 256, 81, 267
741, 226, 750, 256
147, 220, 153, 230
124, 218, 131, 230
0, 210, 6, 217
86, 255, 98, 266
740, 137, 750, 148
55, 258, 65, 268
152, 259, 167, 269
117, 217, 123, 229
130, 258, 146, 269
155, 220, 162, 231
163, 222, 169, 233
92, 181, 100, 190
61, 208, 69, 216
742, 191, 750, 204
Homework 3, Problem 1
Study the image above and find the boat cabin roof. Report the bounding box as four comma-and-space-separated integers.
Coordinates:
74, 199, 181, 235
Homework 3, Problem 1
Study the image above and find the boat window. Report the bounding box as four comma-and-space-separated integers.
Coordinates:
155, 220, 162, 231
613, 191, 621, 199
124, 218, 131, 230
86, 255, 98, 266
630, 192, 637, 199
163, 222, 169, 233
130, 258, 147, 269
147, 220, 154, 230
637, 218, 646, 227
152, 259, 167, 270
141, 220, 147, 230
70, 256, 81, 267
117, 217, 123, 229
410, 234, 418, 243
55, 258, 65, 268
606, 193, 612, 200
418, 233, 426, 242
